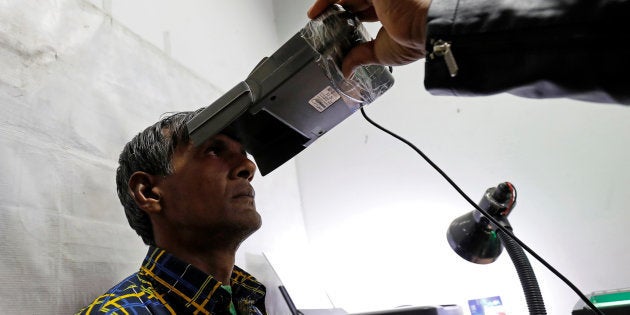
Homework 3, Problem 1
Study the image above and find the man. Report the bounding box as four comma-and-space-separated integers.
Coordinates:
308, 0, 630, 104
78, 109, 266, 315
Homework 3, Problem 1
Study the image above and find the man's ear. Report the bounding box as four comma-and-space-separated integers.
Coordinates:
128, 171, 163, 214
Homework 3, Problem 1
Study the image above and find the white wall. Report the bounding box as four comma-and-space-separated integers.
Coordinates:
0, 0, 312, 314
89, 0, 281, 91
272, 0, 313, 43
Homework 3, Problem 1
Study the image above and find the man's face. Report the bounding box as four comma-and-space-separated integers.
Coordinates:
157, 134, 261, 243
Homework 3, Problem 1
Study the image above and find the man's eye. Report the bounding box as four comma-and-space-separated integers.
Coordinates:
205, 146, 221, 155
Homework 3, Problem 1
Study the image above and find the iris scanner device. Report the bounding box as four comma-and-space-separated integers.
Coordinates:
187, 5, 394, 175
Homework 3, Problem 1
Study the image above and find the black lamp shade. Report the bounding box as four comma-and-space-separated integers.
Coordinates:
446, 210, 504, 264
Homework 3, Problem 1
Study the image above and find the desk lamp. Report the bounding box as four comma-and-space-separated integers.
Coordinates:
447, 182, 546, 314
361, 111, 606, 315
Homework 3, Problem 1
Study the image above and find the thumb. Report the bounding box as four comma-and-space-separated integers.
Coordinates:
341, 40, 378, 78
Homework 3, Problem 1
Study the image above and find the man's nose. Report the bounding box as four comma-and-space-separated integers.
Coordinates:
231, 155, 256, 181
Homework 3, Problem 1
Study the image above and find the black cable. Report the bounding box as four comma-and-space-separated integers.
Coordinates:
359, 107, 604, 315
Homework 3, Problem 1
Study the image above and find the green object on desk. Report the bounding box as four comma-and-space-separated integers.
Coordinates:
590, 290, 630, 308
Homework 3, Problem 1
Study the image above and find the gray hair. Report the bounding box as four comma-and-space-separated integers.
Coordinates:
115, 109, 204, 245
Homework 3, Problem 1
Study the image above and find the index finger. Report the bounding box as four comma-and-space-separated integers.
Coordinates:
307, 0, 339, 19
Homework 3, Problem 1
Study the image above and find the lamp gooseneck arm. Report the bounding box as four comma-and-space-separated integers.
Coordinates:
497, 228, 547, 315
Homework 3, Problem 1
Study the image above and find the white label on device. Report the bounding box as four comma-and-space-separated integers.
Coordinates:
309, 86, 340, 112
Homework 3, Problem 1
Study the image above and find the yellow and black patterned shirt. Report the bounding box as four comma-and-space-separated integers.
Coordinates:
77, 246, 266, 315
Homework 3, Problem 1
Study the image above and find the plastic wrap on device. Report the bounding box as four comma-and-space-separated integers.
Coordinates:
300, 5, 394, 108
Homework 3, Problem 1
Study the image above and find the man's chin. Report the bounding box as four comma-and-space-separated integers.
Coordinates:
240, 211, 262, 233
237, 218, 262, 242
250, 212, 262, 231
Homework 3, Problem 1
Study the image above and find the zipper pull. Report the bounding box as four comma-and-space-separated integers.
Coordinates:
430, 39, 459, 77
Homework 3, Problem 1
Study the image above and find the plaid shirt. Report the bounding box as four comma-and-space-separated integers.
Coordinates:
77, 246, 266, 315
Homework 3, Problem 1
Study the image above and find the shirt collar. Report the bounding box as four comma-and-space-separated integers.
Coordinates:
140, 246, 266, 313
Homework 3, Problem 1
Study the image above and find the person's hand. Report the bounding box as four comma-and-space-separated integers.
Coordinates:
307, 0, 431, 77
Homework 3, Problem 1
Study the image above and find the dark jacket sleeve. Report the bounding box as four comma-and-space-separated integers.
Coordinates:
424, 0, 630, 105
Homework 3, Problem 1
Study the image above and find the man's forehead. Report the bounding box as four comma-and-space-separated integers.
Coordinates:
202, 133, 239, 144
173, 134, 249, 164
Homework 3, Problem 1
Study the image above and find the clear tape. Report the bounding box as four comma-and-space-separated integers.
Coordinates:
300, 5, 394, 109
